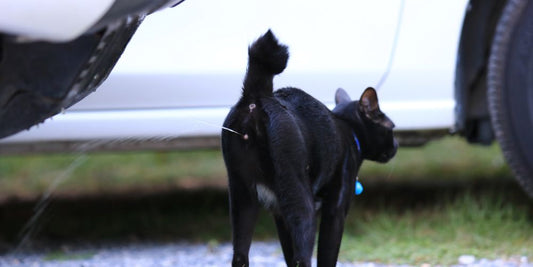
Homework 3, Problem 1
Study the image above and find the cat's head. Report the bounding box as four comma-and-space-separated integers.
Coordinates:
333, 87, 398, 163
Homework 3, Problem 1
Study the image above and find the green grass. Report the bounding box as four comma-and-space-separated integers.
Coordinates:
342, 191, 533, 265
0, 137, 511, 199
43, 250, 95, 261
0, 150, 227, 199
359, 136, 510, 182
0, 137, 531, 265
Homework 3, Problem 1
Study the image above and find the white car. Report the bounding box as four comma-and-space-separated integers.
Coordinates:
0, 0, 532, 197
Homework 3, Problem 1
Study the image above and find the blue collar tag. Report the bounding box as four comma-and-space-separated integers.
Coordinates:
355, 177, 363, 195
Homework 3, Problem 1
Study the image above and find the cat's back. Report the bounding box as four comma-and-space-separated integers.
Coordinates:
273, 87, 332, 121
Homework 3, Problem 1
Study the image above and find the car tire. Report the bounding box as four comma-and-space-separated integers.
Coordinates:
488, 0, 533, 198
0, 17, 142, 139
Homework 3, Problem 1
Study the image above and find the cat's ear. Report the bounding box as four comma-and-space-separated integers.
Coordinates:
335, 88, 351, 105
359, 87, 395, 128
359, 87, 379, 114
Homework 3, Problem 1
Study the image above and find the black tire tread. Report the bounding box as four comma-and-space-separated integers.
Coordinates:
487, 0, 533, 198
0, 17, 142, 139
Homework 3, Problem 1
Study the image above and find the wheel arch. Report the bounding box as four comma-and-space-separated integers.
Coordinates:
454, 0, 507, 144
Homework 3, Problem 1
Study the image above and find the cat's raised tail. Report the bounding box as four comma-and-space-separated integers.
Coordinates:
242, 30, 289, 99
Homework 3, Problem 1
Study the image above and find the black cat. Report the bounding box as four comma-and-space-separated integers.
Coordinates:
221, 30, 398, 267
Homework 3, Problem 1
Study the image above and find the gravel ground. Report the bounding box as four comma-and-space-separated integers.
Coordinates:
0, 241, 531, 267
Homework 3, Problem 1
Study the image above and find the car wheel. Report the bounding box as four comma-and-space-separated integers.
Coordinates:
0, 17, 142, 139
488, 0, 533, 198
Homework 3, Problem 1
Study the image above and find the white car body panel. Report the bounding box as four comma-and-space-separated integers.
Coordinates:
0, 0, 114, 42
1, 0, 468, 145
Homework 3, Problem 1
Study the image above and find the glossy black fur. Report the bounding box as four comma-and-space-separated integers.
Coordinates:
221, 30, 398, 267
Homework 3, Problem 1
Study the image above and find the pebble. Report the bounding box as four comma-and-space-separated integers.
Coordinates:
0, 242, 531, 267
458, 255, 477, 265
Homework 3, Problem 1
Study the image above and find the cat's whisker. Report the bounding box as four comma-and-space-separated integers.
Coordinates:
385, 157, 397, 180
222, 126, 244, 136
195, 120, 244, 136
